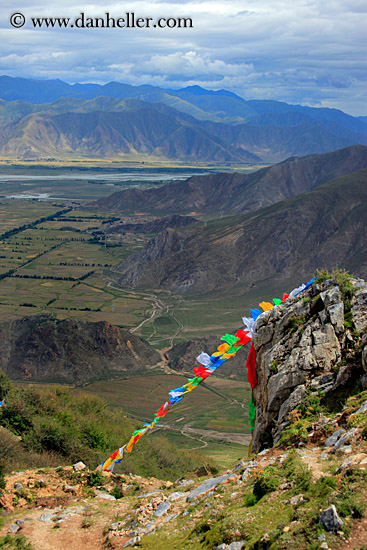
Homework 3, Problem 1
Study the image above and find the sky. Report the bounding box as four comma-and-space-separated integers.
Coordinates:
0, 0, 366, 115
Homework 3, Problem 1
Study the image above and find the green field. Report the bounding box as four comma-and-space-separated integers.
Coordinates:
80, 373, 251, 468
0, 200, 154, 325
81, 375, 252, 435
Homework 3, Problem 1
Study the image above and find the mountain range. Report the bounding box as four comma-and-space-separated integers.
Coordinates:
111, 147, 367, 294
0, 76, 366, 162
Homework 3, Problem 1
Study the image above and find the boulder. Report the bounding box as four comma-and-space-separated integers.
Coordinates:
319, 505, 343, 532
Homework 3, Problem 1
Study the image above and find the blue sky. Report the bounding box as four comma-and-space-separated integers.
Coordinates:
0, 0, 366, 115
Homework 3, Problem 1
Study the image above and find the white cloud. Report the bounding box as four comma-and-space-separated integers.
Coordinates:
0, 0, 365, 114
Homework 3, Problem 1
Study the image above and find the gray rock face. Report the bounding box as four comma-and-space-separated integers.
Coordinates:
333, 429, 357, 451
232, 460, 247, 473
38, 512, 56, 522
123, 536, 141, 548
227, 542, 245, 550
8, 523, 20, 533
252, 278, 367, 451
353, 400, 367, 416
319, 505, 343, 532
351, 283, 367, 332
95, 491, 116, 501
167, 491, 186, 502
154, 501, 171, 516
187, 474, 233, 502
277, 385, 306, 427
325, 428, 346, 448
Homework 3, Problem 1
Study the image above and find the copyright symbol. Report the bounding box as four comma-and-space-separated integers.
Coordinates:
10, 13, 25, 28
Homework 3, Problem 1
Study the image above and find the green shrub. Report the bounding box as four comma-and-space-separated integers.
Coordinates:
111, 485, 124, 499
282, 316, 306, 335
253, 466, 279, 500
338, 496, 365, 519
244, 493, 257, 507
282, 451, 311, 492
0, 384, 217, 479
86, 470, 105, 487
0, 371, 12, 402
23, 417, 77, 456
270, 361, 278, 374
278, 419, 310, 446
82, 424, 109, 450
0, 460, 6, 491
310, 476, 336, 498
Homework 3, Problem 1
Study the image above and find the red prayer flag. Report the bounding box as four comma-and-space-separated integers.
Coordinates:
246, 342, 257, 388
235, 329, 251, 346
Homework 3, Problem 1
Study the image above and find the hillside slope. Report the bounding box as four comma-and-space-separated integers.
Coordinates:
113, 169, 367, 294
0, 315, 161, 384
92, 145, 367, 214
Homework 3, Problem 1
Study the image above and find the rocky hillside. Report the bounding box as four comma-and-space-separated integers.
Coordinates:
0, 315, 161, 384
91, 145, 367, 214
105, 215, 199, 235
112, 168, 367, 295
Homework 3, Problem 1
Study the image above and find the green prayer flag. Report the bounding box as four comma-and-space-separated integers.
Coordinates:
220, 334, 240, 346
273, 298, 282, 305
188, 376, 202, 386
249, 393, 256, 432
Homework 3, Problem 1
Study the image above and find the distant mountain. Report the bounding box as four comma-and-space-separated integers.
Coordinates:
0, 98, 259, 162
0, 76, 366, 162
1, 75, 365, 130
113, 168, 367, 294
91, 145, 367, 214
0, 315, 161, 384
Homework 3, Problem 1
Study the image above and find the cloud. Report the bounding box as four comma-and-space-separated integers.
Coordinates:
0, 0, 366, 114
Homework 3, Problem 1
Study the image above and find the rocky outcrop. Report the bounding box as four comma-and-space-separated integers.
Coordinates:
252, 276, 367, 451
0, 314, 161, 384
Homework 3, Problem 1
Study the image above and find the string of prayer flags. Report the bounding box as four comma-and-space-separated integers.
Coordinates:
96, 276, 317, 471
96, 329, 250, 471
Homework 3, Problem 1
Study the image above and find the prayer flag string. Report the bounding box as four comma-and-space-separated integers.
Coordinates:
96, 277, 316, 471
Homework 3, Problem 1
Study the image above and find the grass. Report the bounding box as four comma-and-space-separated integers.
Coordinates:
0, 535, 33, 549
0, 373, 216, 480
132, 442, 367, 550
